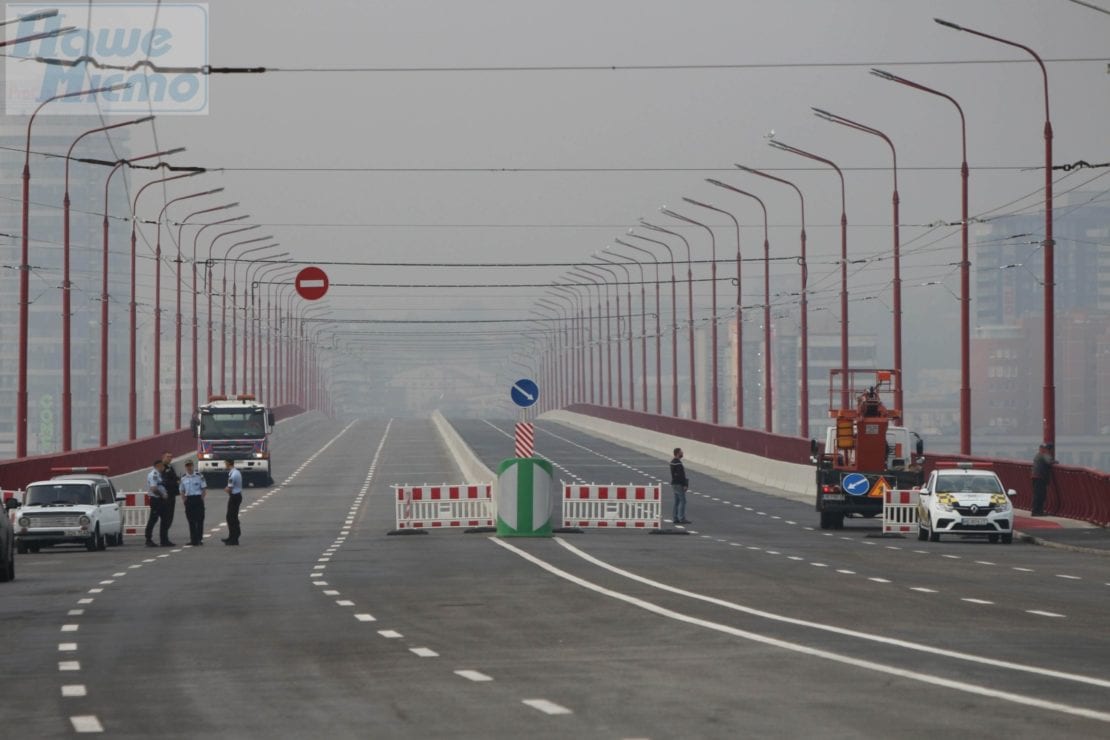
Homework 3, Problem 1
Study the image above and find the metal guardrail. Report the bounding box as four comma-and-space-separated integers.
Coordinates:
566, 404, 1110, 527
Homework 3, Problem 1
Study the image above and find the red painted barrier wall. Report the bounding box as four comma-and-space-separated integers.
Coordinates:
0, 405, 305, 491
566, 404, 1110, 527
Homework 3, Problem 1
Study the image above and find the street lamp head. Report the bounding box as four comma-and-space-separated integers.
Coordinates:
933, 17, 964, 31
869, 68, 899, 83
14, 9, 60, 22
682, 196, 715, 210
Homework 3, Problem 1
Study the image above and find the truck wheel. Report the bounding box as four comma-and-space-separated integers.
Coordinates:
832, 512, 845, 530
1001, 533, 1013, 544
819, 511, 833, 530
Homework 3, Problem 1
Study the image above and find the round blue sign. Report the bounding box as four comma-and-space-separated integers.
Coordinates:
841, 473, 870, 496
510, 378, 539, 408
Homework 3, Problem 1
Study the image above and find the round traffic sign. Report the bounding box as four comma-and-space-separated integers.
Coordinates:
295, 266, 329, 301
841, 473, 870, 496
511, 378, 539, 408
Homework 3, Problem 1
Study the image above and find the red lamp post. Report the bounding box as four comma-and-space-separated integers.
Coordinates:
734, 165, 810, 437
128, 171, 204, 439
813, 107, 905, 425
255, 267, 296, 400
194, 220, 253, 400
870, 71, 969, 449
571, 268, 612, 406
612, 240, 660, 415
61, 115, 152, 451
642, 220, 696, 420
627, 231, 678, 416
935, 18, 1055, 447
603, 249, 648, 413
553, 284, 592, 404
692, 189, 772, 434
768, 141, 850, 411
17, 81, 129, 457
244, 256, 290, 394
177, 203, 241, 422
96, 148, 185, 446
595, 255, 635, 411
585, 263, 624, 409
152, 188, 224, 433
221, 239, 275, 394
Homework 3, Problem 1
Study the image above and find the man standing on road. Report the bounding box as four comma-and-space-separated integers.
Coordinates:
144, 460, 167, 547
222, 458, 243, 546
1031, 442, 1056, 516
670, 447, 690, 525
159, 451, 180, 547
180, 460, 207, 546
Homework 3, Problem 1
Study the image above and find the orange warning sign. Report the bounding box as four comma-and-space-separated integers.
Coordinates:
868, 477, 892, 499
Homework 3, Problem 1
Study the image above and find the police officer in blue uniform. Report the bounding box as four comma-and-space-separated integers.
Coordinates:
144, 460, 167, 547
222, 458, 243, 546
180, 460, 207, 546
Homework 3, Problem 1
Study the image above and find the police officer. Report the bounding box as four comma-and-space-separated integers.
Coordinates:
158, 451, 180, 547
144, 460, 167, 547
180, 460, 207, 546
222, 458, 243, 546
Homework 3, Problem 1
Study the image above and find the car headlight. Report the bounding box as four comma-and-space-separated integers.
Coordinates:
78, 515, 91, 526
17, 516, 29, 528
201, 453, 212, 460
941, 503, 955, 512
254, 453, 264, 459
994, 500, 1011, 513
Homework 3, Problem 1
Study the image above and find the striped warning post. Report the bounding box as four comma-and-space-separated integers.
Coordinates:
120, 492, 152, 536
883, 488, 919, 534
562, 483, 662, 529
514, 423, 535, 458
394, 484, 495, 530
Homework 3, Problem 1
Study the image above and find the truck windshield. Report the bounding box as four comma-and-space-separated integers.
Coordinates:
25, 484, 95, 506
199, 411, 266, 439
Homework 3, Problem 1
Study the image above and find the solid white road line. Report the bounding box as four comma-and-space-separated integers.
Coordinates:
508, 541, 1110, 710
455, 670, 493, 682
522, 699, 572, 715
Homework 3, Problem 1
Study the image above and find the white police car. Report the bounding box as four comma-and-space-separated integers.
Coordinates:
917, 463, 1015, 544
12, 468, 125, 553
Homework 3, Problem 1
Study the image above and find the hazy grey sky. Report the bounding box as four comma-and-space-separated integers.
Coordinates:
19, 0, 1110, 405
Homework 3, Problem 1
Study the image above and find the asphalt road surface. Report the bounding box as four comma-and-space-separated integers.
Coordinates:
3, 413, 1108, 739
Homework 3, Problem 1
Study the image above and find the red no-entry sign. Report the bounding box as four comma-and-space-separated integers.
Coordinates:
295, 266, 329, 300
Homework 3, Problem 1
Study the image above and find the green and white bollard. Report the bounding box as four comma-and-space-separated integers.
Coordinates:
495, 457, 554, 537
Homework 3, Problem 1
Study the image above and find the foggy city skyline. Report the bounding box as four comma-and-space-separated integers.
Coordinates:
0, 0, 1108, 460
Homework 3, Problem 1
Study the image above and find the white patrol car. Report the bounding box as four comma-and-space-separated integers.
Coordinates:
12, 467, 125, 553
917, 463, 1016, 544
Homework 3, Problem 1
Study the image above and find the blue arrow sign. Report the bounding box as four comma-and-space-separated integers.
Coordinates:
511, 378, 539, 408
841, 473, 870, 496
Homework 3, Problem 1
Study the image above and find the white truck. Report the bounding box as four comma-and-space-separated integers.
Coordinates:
190, 394, 276, 487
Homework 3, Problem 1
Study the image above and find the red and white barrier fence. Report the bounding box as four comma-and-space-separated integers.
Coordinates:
883, 488, 919, 534
393, 484, 495, 530
514, 423, 535, 458
562, 483, 662, 529
119, 492, 152, 536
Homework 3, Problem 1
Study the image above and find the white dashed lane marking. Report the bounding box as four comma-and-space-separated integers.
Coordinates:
455, 669, 493, 682
1028, 610, 1066, 618
61, 685, 86, 697
59, 661, 80, 671
378, 630, 403, 639
961, 598, 995, 605
354, 614, 376, 623
410, 647, 439, 658
523, 699, 573, 716
70, 715, 104, 733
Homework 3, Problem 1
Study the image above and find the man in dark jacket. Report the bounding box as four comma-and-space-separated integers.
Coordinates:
670, 448, 690, 525
159, 451, 180, 546
1031, 443, 1055, 516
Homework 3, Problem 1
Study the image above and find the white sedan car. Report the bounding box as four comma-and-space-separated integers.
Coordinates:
13, 472, 125, 553
917, 465, 1016, 544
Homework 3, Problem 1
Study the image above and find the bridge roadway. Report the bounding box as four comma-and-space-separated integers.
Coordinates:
3, 414, 1108, 738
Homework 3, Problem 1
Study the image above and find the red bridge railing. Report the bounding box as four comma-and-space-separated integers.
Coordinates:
0, 404, 304, 491
565, 404, 1110, 527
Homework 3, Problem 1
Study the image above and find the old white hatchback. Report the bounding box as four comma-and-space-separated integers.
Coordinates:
13, 470, 125, 553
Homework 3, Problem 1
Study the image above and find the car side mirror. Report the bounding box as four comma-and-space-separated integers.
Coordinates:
267, 410, 276, 426
190, 416, 199, 437
115, 494, 127, 503
809, 438, 818, 456
1006, 489, 1017, 498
